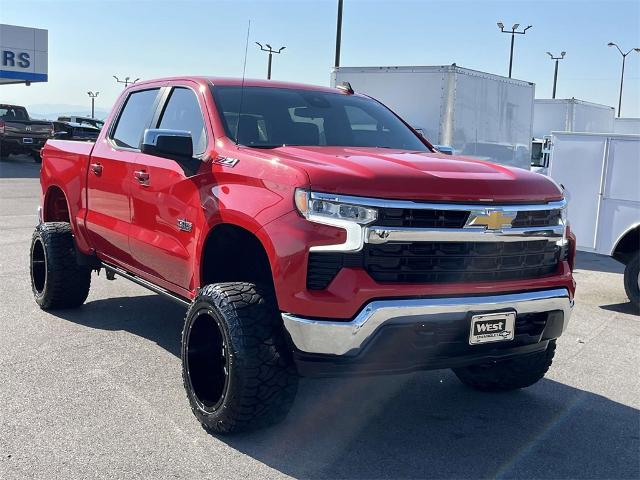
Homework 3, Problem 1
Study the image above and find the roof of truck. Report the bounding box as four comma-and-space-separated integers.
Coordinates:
128, 76, 342, 94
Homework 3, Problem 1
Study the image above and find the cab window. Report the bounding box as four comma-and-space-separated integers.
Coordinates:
111, 89, 159, 149
157, 87, 207, 156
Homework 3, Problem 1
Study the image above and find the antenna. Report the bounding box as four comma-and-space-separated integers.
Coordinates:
236, 19, 251, 146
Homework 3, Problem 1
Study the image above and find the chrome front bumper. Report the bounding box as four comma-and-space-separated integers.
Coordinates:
282, 288, 573, 356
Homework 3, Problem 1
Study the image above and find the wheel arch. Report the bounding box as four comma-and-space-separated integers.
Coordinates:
611, 224, 640, 264
199, 223, 276, 296
43, 185, 71, 223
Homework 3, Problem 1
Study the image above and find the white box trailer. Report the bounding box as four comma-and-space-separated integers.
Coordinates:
331, 65, 535, 169
531, 99, 615, 172
614, 117, 640, 134
548, 132, 640, 306
533, 99, 615, 138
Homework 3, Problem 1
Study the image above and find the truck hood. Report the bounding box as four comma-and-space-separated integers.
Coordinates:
272, 146, 562, 203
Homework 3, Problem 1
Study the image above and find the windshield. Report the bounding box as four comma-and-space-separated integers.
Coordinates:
211, 86, 429, 151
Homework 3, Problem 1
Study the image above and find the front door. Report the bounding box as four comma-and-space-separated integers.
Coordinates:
85, 87, 161, 266
128, 85, 209, 291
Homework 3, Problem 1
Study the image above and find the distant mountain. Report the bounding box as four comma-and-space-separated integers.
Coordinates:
27, 103, 111, 121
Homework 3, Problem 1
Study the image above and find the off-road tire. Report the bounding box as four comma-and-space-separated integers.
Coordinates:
453, 340, 556, 391
623, 251, 640, 310
181, 282, 298, 434
30, 222, 91, 310
31, 150, 42, 163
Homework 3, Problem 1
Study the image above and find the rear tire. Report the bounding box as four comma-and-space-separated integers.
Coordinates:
181, 282, 298, 434
453, 340, 556, 391
623, 251, 640, 310
30, 222, 91, 310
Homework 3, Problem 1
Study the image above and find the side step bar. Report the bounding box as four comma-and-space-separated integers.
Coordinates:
101, 263, 191, 308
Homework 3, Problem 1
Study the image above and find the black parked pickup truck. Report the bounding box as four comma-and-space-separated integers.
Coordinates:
0, 104, 53, 162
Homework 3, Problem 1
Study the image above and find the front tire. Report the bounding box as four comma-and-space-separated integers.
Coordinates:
453, 340, 556, 391
623, 251, 640, 310
181, 282, 298, 434
30, 222, 91, 310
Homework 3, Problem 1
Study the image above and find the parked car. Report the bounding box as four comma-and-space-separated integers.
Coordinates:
52, 118, 101, 142
0, 103, 53, 162
56, 116, 105, 130
32, 77, 576, 434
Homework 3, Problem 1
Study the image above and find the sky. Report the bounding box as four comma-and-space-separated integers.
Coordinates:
1, 0, 639, 118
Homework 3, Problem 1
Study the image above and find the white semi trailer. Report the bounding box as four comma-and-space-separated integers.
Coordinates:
548, 131, 640, 307
531, 99, 615, 172
331, 65, 535, 169
614, 118, 640, 134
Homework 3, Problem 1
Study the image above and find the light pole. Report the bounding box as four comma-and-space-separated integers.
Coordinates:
497, 22, 532, 78
335, 0, 344, 68
113, 75, 140, 88
546, 51, 566, 99
255, 43, 285, 80
87, 91, 99, 118
607, 42, 640, 117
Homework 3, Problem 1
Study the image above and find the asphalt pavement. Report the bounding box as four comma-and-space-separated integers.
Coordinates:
1, 154, 638, 480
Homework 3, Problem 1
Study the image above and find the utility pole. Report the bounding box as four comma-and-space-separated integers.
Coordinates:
335, 0, 344, 68
546, 51, 566, 99
87, 91, 99, 118
255, 43, 285, 80
607, 42, 640, 117
113, 75, 140, 88
497, 22, 532, 78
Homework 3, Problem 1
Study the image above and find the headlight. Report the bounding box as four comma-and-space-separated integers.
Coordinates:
295, 189, 377, 225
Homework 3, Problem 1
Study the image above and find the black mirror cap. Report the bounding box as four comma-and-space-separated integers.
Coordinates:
141, 129, 193, 159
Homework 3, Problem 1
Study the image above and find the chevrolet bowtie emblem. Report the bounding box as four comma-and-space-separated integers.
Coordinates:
466, 210, 517, 231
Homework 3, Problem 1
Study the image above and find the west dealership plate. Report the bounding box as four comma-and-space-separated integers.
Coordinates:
469, 311, 516, 345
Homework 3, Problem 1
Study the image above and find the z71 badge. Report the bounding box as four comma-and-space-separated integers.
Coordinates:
177, 219, 193, 232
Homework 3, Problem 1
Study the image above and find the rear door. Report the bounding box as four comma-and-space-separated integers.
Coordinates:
128, 84, 210, 290
86, 87, 161, 265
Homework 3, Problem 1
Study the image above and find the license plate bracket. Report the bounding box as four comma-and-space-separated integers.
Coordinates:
22, 138, 34, 144
469, 311, 516, 345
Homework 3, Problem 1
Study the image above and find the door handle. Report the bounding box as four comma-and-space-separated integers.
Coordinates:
134, 170, 150, 185
90, 163, 103, 175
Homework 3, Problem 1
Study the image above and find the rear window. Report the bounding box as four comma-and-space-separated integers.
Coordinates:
111, 89, 159, 149
0, 106, 29, 121
211, 86, 428, 151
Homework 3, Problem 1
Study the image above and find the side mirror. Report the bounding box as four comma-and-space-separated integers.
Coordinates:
140, 129, 199, 176
141, 129, 193, 159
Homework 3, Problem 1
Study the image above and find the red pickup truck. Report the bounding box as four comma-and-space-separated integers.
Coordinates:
32, 77, 576, 434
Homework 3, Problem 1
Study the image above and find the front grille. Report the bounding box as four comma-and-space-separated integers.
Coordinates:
375, 208, 469, 228
307, 241, 562, 289
513, 210, 562, 228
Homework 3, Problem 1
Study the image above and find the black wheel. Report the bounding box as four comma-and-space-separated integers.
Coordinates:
453, 340, 556, 391
182, 282, 298, 434
30, 222, 91, 310
623, 251, 640, 310
31, 150, 42, 163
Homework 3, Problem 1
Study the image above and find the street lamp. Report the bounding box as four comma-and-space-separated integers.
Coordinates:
546, 51, 566, 99
497, 22, 532, 78
255, 43, 285, 80
113, 75, 140, 88
87, 91, 99, 118
607, 42, 640, 117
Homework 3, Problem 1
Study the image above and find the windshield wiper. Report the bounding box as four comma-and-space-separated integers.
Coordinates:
244, 144, 284, 149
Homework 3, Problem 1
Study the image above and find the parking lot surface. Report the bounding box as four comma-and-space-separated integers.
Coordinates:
1, 155, 638, 480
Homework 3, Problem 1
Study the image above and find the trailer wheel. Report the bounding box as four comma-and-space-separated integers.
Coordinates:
182, 282, 298, 434
623, 251, 640, 310
453, 340, 556, 391
30, 222, 91, 310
